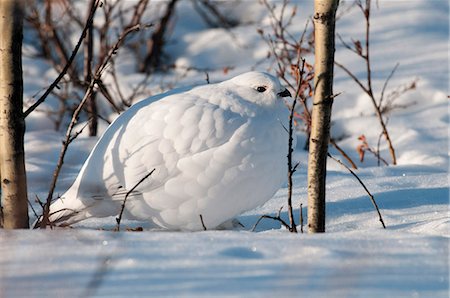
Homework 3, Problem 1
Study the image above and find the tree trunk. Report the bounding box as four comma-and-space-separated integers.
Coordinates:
0, 0, 29, 228
307, 0, 338, 233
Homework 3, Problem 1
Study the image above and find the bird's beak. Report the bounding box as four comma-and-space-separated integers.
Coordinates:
277, 89, 292, 98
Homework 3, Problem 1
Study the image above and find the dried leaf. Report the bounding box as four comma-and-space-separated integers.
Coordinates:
353, 40, 363, 56
357, 144, 365, 162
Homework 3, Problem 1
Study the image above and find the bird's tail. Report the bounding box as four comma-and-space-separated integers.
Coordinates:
33, 190, 91, 228
50, 196, 90, 225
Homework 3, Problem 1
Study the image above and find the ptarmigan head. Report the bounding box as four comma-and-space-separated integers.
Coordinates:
222, 71, 292, 106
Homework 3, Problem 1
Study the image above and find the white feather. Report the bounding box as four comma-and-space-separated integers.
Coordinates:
48, 72, 294, 230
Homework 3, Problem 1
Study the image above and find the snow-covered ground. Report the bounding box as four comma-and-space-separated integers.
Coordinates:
1, 0, 449, 297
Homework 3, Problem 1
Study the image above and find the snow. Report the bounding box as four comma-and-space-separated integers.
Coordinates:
1, 0, 449, 297
1, 229, 447, 297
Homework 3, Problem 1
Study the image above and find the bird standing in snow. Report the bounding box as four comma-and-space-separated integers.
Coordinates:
45, 72, 293, 231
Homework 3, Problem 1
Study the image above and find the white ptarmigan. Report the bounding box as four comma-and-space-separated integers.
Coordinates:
47, 71, 293, 231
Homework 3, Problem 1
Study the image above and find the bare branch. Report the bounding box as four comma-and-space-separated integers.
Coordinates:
115, 169, 155, 231
140, 0, 178, 72
328, 153, 386, 229
23, 0, 101, 118
285, 59, 308, 233
199, 215, 207, 231
299, 203, 304, 233
28, 196, 40, 221
357, 134, 389, 166
39, 21, 148, 229
337, 33, 364, 57
379, 62, 400, 109
335, 61, 370, 94
251, 207, 291, 232
193, 0, 238, 29
330, 138, 358, 169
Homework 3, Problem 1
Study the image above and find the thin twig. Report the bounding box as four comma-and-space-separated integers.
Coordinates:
140, 0, 177, 72
39, 80, 97, 229
199, 214, 207, 231
328, 153, 386, 229
251, 207, 291, 232
39, 21, 148, 229
109, 60, 127, 107
23, 0, 101, 118
84, 0, 98, 137
285, 59, 307, 233
356, 0, 397, 165
27, 196, 40, 221
299, 203, 304, 233
330, 138, 358, 169
97, 23, 152, 78
335, 62, 397, 165
115, 169, 155, 231
336, 33, 362, 57
357, 134, 389, 166
195, 0, 238, 29
335, 61, 370, 94
379, 62, 400, 109
126, 0, 149, 30
376, 129, 383, 166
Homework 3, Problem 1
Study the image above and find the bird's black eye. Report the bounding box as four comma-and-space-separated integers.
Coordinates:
256, 86, 266, 93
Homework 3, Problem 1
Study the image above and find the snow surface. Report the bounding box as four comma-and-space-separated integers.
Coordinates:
1, 0, 449, 297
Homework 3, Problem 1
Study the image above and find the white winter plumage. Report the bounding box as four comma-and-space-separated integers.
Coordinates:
48, 72, 294, 231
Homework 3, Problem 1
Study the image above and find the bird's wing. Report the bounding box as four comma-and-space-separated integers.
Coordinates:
50, 90, 249, 225
106, 92, 249, 206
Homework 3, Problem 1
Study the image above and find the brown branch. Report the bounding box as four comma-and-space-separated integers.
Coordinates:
258, 0, 314, 143
28, 196, 40, 221
83, 0, 98, 136
194, 0, 238, 29
285, 59, 308, 233
24, 0, 101, 118
199, 214, 207, 231
127, 0, 149, 30
379, 62, 399, 109
95, 78, 123, 114
366, 147, 389, 166
335, 61, 370, 94
44, 0, 78, 78
83, 0, 98, 137
330, 138, 358, 169
335, 62, 397, 165
357, 134, 389, 166
381, 79, 418, 114
336, 33, 363, 57
376, 128, 383, 166
97, 24, 150, 77
60, 0, 84, 28
251, 207, 291, 232
115, 169, 155, 231
39, 21, 148, 229
328, 153, 386, 229
363, 0, 373, 95
39, 81, 97, 229
140, 0, 178, 72
299, 203, 304, 233
109, 61, 127, 106
362, 0, 396, 165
